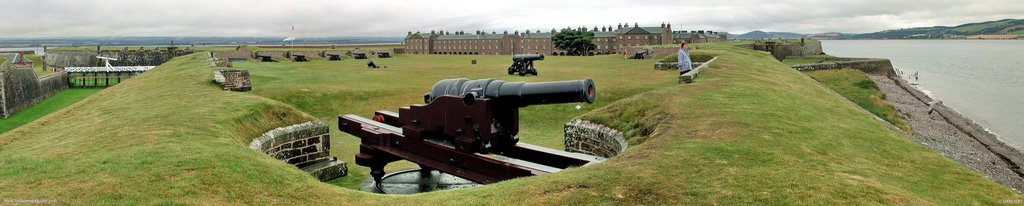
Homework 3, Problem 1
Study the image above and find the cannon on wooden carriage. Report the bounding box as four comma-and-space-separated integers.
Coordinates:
353, 52, 368, 59
338, 78, 603, 193
631, 51, 648, 59
253, 52, 273, 62
507, 54, 544, 76
287, 52, 308, 62
326, 54, 342, 61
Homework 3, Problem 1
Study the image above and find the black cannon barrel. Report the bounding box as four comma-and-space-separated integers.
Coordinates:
512, 54, 544, 62
427, 78, 595, 107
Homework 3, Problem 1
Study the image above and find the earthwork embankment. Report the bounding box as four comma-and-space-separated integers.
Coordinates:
794, 58, 1024, 191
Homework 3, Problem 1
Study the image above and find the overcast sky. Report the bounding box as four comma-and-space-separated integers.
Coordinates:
2, 0, 1022, 38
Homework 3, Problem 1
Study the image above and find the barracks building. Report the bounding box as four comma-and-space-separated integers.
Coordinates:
404, 22, 727, 55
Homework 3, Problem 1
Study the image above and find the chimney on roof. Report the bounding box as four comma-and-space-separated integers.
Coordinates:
667, 23, 671, 30
634, 22, 639, 28
431, 30, 435, 35
601, 26, 606, 32
661, 22, 665, 28
514, 30, 519, 35
551, 28, 556, 33
526, 30, 531, 34
504, 30, 508, 35
698, 30, 704, 34
493, 31, 497, 34
617, 23, 622, 30
408, 31, 412, 35
445, 31, 450, 35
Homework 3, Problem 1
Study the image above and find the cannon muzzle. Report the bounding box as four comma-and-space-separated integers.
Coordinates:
427, 78, 595, 107
512, 54, 545, 62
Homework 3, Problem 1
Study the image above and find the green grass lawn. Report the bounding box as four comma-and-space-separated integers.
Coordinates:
0, 44, 1019, 204
803, 68, 911, 131
0, 89, 102, 134
233, 53, 682, 188
24, 54, 54, 76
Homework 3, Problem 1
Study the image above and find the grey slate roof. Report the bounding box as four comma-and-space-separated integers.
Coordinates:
523, 32, 552, 39
433, 33, 512, 40
640, 27, 666, 33
406, 33, 428, 39
436, 34, 482, 40
594, 32, 616, 38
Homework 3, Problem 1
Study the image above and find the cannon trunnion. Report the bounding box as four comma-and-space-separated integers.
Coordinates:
339, 78, 602, 191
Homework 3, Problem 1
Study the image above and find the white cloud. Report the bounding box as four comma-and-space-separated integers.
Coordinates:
1, 0, 1021, 37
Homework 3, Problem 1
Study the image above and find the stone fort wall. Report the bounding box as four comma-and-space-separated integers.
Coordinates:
752, 41, 823, 61
45, 50, 194, 68
564, 119, 628, 158
791, 58, 895, 76
248, 121, 347, 181
1, 62, 69, 118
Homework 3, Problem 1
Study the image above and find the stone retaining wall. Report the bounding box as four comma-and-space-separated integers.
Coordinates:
654, 62, 703, 70
1, 62, 69, 118
45, 50, 193, 68
752, 41, 823, 60
248, 121, 347, 181
211, 50, 252, 62
679, 56, 718, 84
286, 51, 322, 61
564, 119, 628, 158
792, 58, 895, 76
253, 51, 286, 58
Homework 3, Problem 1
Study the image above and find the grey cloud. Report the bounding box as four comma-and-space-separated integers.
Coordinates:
1, 0, 1021, 38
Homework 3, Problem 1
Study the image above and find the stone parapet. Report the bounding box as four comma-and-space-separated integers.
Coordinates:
679, 56, 718, 84
564, 119, 627, 158
792, 58, 895, 76
302, 157, 349, 182
654, 62, 704, 71
249, 121, 347, 181
1, 62, 69, 118
212, 69, 251, 92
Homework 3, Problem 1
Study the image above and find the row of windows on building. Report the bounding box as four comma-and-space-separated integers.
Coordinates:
433, 45, 550, 50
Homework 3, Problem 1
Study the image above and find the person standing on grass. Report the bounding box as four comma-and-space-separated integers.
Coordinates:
678, 42, 692, 75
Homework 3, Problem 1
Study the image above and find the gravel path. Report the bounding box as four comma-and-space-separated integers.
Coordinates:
871, 74, 1024, 192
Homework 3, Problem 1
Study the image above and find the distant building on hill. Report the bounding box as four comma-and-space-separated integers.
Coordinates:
966, 34, 1019, 40
404, 22, 728, 55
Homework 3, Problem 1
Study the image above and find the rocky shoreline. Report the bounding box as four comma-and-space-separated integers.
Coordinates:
870, 73, 1024, 192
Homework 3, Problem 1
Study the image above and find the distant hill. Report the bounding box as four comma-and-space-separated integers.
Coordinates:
805, 32, 857, 39
853, 19, 1024, 39
734, 30, 806, 39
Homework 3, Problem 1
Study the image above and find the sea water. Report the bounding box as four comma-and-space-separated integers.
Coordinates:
822, 40, 1024, 148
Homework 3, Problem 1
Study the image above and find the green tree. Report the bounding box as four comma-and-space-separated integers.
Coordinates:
552, 28, 596, 56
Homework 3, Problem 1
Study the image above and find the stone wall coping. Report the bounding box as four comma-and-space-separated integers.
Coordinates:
564, 119, 628, 158
249, 121, 330, 152
680, 56, 718, 84
791, 58, 891, 70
